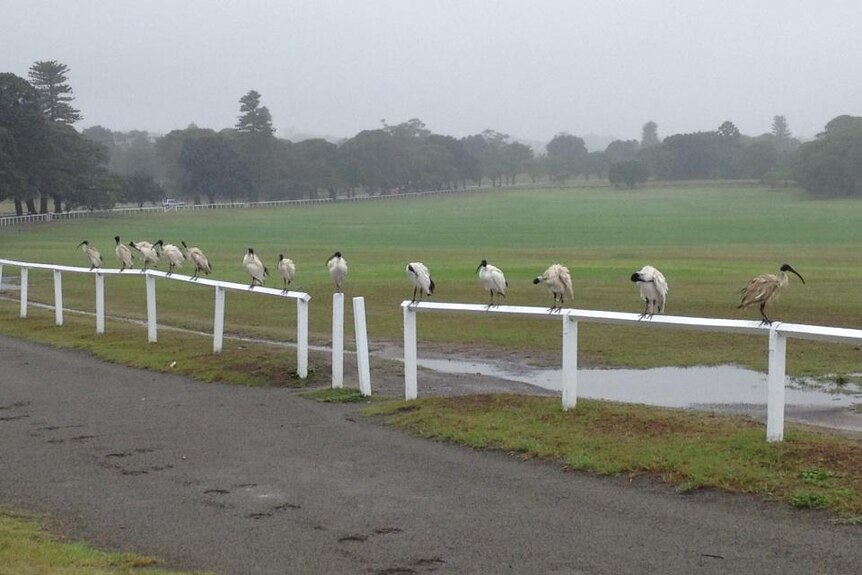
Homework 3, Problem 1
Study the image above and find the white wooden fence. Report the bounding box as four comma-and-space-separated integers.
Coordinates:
0, 258, 310, 378
402, 301, 862, 442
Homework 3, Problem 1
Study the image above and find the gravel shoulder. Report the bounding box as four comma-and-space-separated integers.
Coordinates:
0, 334, 859, 575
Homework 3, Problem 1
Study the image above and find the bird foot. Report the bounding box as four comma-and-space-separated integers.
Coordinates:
759, 319, 773, 326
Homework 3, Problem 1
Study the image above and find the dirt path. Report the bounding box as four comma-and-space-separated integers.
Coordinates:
0, 334, 859, 574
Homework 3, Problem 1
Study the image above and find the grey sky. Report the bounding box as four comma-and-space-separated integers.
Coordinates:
4, 1, 860, 146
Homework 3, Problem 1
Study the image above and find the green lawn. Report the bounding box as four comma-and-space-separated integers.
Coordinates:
2, 183, 861, 375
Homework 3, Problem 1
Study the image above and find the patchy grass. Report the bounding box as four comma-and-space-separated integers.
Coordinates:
301, 388, 370, 403
365, 394, 862, 516
0, 304, 321, 390
0, 509, 213, 575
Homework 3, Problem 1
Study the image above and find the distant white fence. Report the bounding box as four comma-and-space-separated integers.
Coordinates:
0, 258, 310, 378
402, 301, 862, 442
0, 186, 491, 227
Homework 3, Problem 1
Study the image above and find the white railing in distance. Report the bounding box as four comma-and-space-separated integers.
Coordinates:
401, 301, 862, 442
0, 259, 310, 379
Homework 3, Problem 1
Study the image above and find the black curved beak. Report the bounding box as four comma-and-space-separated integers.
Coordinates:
77, 241, 86, 248
788, 266, 805, 284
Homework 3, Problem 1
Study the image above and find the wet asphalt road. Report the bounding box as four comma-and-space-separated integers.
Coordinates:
0, 334, 859, 574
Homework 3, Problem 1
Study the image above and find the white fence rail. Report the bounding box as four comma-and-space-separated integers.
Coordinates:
0, 258, 310, 378
401, 301, 862, 442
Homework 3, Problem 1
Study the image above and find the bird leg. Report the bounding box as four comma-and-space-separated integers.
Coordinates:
759, 303, 772, 325
638, 298, 650, 320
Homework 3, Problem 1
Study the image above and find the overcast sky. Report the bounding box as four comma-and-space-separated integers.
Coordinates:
4, 1, 860, 147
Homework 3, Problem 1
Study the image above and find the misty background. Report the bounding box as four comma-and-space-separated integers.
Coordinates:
5, 1, 860, 144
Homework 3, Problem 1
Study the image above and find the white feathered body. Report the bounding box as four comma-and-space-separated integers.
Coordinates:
278, 255, 296, 286
327, 253, 348, 291
79, 242, 102, 269
114, 239, 133, 270
406, 262, 435, 297
159, 242, 185, 272
631, 265, 668, 314
243, 250, 268, 285
534, 264, 573, 304
181, 242, 212, 277
130, 241, 159, 268
478, 262, 507, 297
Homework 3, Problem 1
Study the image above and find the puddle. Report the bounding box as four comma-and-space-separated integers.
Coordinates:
415, 357, 862, 433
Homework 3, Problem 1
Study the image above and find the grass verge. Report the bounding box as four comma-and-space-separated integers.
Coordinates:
0, 509, 213, 575
365, 394, 862, 518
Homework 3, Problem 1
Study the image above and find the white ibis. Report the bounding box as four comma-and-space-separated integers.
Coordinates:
77, 241, 102, 270
738, 263, 805, 325
406, 262, 435, 304
243, 248, 268, 288
181, 241, 212, 280
129, 240, 159, 270
630, 265, 668, 319
326, 251, 348, 292
154, 240, 184, 275
277, 254, 296, 293
533, 264, 573, 311
114, 236, 133, 271
477, 259, 507, 308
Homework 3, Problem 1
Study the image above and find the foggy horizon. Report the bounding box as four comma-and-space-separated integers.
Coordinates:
5, 1, 860, 147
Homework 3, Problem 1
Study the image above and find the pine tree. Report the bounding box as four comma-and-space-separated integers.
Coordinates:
28, 60, 82, 124
235, 90, 274, 136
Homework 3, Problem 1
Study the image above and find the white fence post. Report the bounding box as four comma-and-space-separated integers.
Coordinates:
562, 315, 578, 410
332, 293, 344, 388
296, 298, 308, 379
353, 297, 372, 396
53, 270, 63, 326
146, 273, 157, 343
403, 304, 418, 400
95, 273, 105, 334
19, 267, 28, 318
213, 286, 225, 353
767, 328, 787, 442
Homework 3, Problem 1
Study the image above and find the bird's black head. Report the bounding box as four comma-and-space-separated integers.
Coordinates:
154, 239, 163, 247
476, 259, 487, 273
114, 236, 120, 244
279, 254, 284, 261
407, 264, 415, 273
532, 277, 541, 285
630, 272, 641, 283
77, 240, 88, 247
780, 263, 805, 284
247, 247, 254, 254
128, 241, 135, 248
333, 251, 342, 258
181, 241, 188, 248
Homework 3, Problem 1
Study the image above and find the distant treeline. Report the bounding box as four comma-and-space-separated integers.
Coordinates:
2, 64, 862, 215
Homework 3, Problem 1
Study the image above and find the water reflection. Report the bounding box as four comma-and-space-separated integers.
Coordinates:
416, 357, 862, 433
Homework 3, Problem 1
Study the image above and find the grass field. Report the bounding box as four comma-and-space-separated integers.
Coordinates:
2, 183, 861, 376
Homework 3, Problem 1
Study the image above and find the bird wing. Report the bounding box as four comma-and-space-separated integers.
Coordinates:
738, 274, 778, 307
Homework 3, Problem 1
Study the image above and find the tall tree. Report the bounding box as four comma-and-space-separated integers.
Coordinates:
235, 90, 274, 136
641, 121, 660, 147
771, 115, 791, 139
28, 60, 82, 124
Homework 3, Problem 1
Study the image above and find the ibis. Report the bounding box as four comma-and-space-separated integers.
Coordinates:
154, 240, 184, 275
630, 265, 668, 319
737, 263, 805, 325
114, 236, 133, 271
277, 254, 296, 293
129, 240, 159, 270
326, 251, 348, 292
77, 241, 102, 270
406, 262, 435, 304
243, 248, 268, 288
477, 259, 507, 308
181, 241, 212, 280
533, 264, 573, 311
